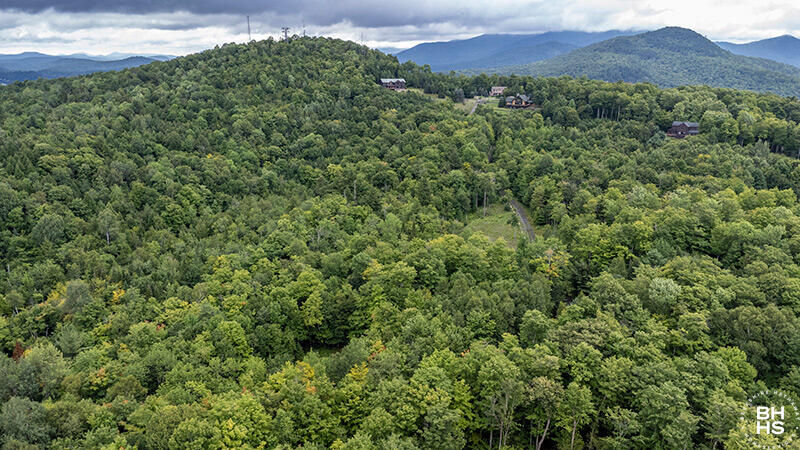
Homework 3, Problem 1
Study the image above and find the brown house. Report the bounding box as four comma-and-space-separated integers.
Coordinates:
503, 94, 536, 109
490, 86, 507, 96
380, 78, 406, 91
667, 121, 700, 138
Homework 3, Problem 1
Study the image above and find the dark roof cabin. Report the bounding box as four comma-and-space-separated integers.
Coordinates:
490, 86, 507, 96
380, 78, 406, 91
667, 121, 699, 138
503, 94, 535, 109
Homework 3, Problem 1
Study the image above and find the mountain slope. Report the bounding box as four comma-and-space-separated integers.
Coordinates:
0, 53, 160, 83
472, 27, 800, 97
450, 41, 577, 70
717, 35, 800, 67
396, 30, 634, 71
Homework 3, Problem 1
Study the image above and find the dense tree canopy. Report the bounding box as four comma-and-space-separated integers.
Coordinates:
2, 36, 800, 448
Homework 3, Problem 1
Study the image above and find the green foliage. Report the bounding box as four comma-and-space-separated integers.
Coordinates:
2, 36, 800, 448
0, 396, 53, 446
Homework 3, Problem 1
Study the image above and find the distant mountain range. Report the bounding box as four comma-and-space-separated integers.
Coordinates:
0, 52, 173, 85
392, 28, 800, 96
394, 30, 800, 71
376, 47, 407, 55
395, 31, 636, 71
717, 35, 800, 67
467, 27, 800, 96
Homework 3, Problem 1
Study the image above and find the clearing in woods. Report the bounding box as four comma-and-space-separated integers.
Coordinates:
405, 88, 497, 114
462, 201, 535, 248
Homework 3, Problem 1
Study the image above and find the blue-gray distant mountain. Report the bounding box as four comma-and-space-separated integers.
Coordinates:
395, 30, 636, 71
376, 47, 407, 55
0, 53, 169, 84
717, 35, 800, 67
86, 52, 174, 62
469, 27, 800, 97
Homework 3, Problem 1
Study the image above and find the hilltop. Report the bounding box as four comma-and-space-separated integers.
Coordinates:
470, 27, 800, 96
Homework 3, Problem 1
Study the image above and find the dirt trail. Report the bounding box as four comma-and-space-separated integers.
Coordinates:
510, 199, 535, 241
469, 98, 486, 115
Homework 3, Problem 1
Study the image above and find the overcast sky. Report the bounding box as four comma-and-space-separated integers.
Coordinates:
1, 0, 799, 55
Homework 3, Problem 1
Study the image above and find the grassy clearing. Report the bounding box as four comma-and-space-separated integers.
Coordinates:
455, 97, 477, 113
405, 87, 444, 102
462, 203, 523, 248
405, 89, 501, 114
459, 96, 503, 114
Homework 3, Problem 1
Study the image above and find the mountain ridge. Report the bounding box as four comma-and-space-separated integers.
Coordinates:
395, 30, 636, 71
717, 35, 800, 67
0, 52, 168, 84
467, 27, 800, 97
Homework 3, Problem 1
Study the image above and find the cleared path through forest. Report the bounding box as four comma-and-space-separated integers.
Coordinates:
510, 199, 535, 241
469, 98, 486, 115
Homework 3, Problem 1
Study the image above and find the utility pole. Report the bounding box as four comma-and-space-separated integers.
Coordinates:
282, 27, 290, 41
247, 15, 252, 42
303, 21, 306, 37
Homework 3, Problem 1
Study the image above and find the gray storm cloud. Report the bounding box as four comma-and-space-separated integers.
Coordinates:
0, 0, 522, 28
2, 0, 279, 14
0, 0, 798, 55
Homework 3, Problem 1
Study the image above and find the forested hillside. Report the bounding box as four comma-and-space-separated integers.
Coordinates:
471, 27, 800, 97
396, 31, 633, 72
4, 36, 800, 448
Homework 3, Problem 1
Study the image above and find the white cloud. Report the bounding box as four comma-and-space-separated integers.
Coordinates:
0, 1, 799, 55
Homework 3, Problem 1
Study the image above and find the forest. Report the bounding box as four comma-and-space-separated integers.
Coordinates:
460, 27, 800, 98
3, 36, 800, 448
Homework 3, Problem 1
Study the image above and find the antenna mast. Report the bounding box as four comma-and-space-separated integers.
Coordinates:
282, 27, 290, 41
247, 16, 252, 42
